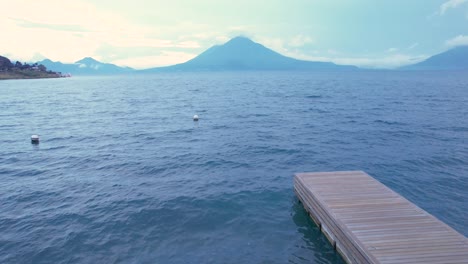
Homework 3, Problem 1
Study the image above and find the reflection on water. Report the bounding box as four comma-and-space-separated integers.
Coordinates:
290, 198, 345, 264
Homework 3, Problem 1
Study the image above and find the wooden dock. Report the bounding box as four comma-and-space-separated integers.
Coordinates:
294, 171, 468, 264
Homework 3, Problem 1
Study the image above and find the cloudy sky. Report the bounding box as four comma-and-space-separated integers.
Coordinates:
1, 0, 468, 69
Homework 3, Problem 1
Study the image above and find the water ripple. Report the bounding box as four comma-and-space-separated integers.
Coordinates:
0, 71, 467, 264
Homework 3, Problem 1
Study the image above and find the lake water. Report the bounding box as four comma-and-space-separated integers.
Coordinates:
0, 71, 467, 263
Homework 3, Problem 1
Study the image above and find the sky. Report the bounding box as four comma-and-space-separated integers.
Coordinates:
1, 0, 468, 69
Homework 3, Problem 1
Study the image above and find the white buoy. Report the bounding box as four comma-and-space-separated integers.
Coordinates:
31, 135, 40, 144
193, 114, 199, 121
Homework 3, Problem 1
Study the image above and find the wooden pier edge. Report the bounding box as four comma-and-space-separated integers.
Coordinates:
295, 188, 354, 264
294, 171, 468, 264
295, 181, 371, 264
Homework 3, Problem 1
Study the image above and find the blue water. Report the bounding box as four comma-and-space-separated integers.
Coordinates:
0, 71, 467, 263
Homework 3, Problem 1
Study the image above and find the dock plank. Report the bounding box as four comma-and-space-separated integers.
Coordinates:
294, 171, 468, 264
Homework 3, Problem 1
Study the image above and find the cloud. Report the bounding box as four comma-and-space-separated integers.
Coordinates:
30, 52, 47, 61
227, 26, 254, 39
439, 0, 468, 15
94, 40, 201, 63
91, 35, 208, 68
9, 17, 92, 32
407, 43, 419, 50
256, 37, 288, 53
289, 35, 314, 47
176, 41, 201, 49
255, 37, 426, 69
255, 36, 316, 55
0, 1, 442, 69
0, 0, 214, 68
112, 51, 198, 69
0, 0, 131, 62
331, 54, 427, 69
445, 35, 468, 46
269, 46, 426, 68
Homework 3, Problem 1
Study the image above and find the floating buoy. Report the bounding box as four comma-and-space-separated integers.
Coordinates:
31, 135, 39, 144
193, 114, 199, 121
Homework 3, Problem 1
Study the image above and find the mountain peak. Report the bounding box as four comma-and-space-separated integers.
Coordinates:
75, 57, 100, 64
38, 57, 133, 75
145, 36, 357, 71
38, 58, 53, 64
225, 36, 255, 44
222, 36, 260, 50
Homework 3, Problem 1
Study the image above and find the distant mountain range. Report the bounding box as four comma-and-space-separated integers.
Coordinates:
400, 46, 468, 71
143, 37, 358, 72
29, 37, 468, 75
37, 57, 133, 75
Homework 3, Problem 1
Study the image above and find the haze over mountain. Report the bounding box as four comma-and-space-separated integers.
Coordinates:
37, 57, 133, 75
32, 39, 468, 74
400, 46, 468, 70
144, 37, 358, 72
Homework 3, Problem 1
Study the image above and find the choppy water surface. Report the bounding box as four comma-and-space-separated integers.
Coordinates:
1, 71, 467, 263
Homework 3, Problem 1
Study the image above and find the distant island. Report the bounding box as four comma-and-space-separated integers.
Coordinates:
0, 55, 64, 80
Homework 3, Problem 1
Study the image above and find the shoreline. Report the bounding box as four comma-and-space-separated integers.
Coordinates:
0, 71, 61, 80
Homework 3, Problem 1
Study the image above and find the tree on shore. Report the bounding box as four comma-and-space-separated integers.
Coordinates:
0, 56, 13, 70
0, 55, 60, 79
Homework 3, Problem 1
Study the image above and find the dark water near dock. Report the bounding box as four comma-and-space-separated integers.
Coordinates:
1, 71, 467, 263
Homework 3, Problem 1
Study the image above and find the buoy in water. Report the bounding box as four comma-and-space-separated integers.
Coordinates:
193, 115, 199, 121
31, 135, 40, 144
